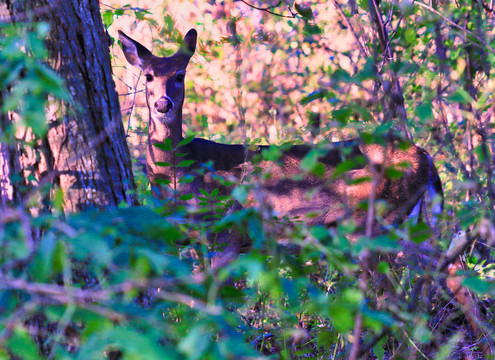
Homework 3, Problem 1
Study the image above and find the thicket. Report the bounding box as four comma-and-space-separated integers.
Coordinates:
0, 0, 494, 359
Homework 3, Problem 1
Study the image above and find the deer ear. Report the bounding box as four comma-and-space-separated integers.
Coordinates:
118, 30, 152, 69
179, 29, 197, 58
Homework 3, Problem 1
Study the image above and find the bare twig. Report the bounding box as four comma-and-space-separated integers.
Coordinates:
239, 0, 296, 18
368, 0, 412, 139
126, 71, 142, 136
330, 0, 369, 58
118, 90, 145, 97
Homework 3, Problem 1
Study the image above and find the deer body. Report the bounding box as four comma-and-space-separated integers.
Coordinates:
119, 29, 443, 234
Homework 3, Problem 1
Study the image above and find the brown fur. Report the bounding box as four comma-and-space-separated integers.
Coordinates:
119, 29, 443, 248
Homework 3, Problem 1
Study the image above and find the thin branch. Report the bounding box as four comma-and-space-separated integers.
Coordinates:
99, 2, 151, 13
126, 71, 142, 136
368, 0, 412, 139
118, 90, 145, 97
239, 0, 296, 18
330, 0, 369, 58
0, 276, 223, 316
414, 1, 495, 54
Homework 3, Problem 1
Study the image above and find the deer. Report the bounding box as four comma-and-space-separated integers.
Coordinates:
117, 31, 495, 353
118, 29, 444, 264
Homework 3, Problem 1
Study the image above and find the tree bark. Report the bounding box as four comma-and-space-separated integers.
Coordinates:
4, 0, 137, 211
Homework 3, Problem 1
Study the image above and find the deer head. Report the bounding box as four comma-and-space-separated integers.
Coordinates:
118, 30, 197, 132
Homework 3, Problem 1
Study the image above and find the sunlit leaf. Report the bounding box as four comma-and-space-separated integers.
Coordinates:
102, 10, 114, 28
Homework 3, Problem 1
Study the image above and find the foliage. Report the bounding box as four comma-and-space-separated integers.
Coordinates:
0, 21, 67, 137
1, 0, 495, 359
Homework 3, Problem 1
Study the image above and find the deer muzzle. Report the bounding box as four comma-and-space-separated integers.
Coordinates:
155, 96, 174, 114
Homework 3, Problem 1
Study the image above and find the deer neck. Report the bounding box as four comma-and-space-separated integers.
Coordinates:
147, 110, 184, 181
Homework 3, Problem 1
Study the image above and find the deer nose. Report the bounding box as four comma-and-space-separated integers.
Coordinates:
155, 97, 173, 113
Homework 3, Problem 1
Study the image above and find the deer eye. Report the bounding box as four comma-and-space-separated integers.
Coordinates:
145, 74, 153, 82
175, 73, 185, 82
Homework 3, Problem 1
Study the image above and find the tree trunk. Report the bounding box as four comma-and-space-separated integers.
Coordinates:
4, 0, 136, 211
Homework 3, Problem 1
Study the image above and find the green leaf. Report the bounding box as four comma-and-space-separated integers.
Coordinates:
34, 63, 68, 99
295, 3, 313, 19
232, 185, 249, 203
2, 90, 24, 112
447, 88, 473, 104
310, 225, 330, 241
355, 58, 376, 81
413, 319, 433, 343
248, 215, 264, 247
177, 135, 196, 148
78, 327, 175, 360
363, 308, 395, 332
155, 178, 171, 185
52, 239, 67, 274
367, 235, 401, 251
30, 232, 57, 281
177, 159, 195, 167
373, 337, 386, 360
53, 186, 64, 212
262, 146, 283, 161
404, 27, 417, 43
179, 193, 194, 201
303, 23, 321, 35
332, 107, 353, 123
300, 89, 327, 106
102, 10, 114, 28
178, 174, 195, 183
154, 139, 172, 151
328, 301, 354, 333
377, 261, 390, 274
6, 326, 43, 360
332, 159, 360, 178
133, 255, 152, 278
25, 108, 48, 136
316, 329, 336, 350
408, 221, 431, 243
417, 103, 433, 121
311, 162, 325, 177
135, 248, 170, 274
463, 276, 495, 295
434, 332, 463, 360
332, 68, 352, 82
155, 161, 172, 167
178, 325, 210, 360
385, 167, 404, 180
358, 0, 369, 10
